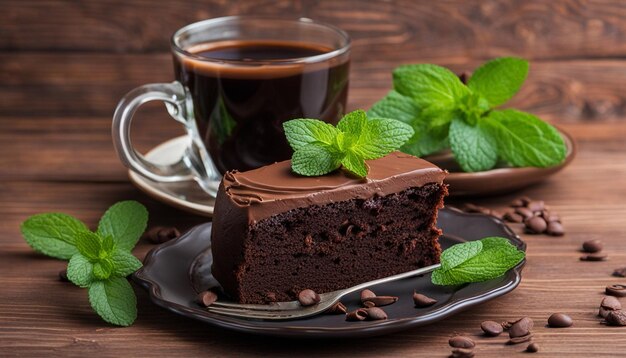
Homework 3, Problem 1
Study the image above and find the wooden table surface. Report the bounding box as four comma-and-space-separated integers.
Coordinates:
3, 1, 626, 356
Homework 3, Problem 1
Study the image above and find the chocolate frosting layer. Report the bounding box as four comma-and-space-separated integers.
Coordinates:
221, 152, 446, 222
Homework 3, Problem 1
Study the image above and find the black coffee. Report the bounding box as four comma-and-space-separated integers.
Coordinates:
174, 40, 350, 173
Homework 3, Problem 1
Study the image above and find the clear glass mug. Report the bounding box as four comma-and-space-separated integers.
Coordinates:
112, 17, 351, 197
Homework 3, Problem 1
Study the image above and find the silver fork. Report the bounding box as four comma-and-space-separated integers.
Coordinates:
206, 263, 441, 320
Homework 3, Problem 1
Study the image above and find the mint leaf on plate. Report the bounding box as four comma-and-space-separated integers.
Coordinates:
432, 237, 525, 286
485, 109, 566, 168
468, 57, 529, 107
20, 213, 88, 260
67, 254, 94, 288
98, 201, 148, 251
449, 117, 498, 172
393, 64, 469, 107
88, 277, 137, 327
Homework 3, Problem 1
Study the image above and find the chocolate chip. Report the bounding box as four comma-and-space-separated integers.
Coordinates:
515, 207, 534, 219
326, 302, 347, 314
613, 267, 626, 277
58, 269, 69, 282
601, 296, 622, 311
363, 296, 398, 307
510, 198, 525, 207
298, 289, 320, 306
448, 336, 475, 349
548, 313, 573, 327
606, 310, 626, 326
501, 320, 514, 330
546, 221, 565, 236
599, 307, 611, 318
606, 285, 626, 297
507, 333, 533, 345
346, 308, 368, 321
489, 210, 504, 220
364, 307, 388, 320
509, 317, 534, 338
580, 253, 608, 261
143, 226, 180, 244
360, 289, 376, 302
527, 200, 545, 212
363, 300, 376, 308
413, 292, 437, 307
196, 290, 218, 307
582, 239, 603, 253
480, 320, 503, 336
503, 211, 524, 223
525, 216, 547, 234
526, 342, 540, 353
450, 348, 475, 358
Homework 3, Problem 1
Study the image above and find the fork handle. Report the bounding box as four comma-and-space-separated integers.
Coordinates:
337, 263, 442, 299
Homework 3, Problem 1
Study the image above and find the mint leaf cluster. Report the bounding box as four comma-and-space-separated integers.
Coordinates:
432, 237, 525, 286
283, 110, 414, 177
369, 57, 567, 172
21, 201, 148, 326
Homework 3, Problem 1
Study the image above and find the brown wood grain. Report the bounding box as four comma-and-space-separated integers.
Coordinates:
3, 0, 626, 356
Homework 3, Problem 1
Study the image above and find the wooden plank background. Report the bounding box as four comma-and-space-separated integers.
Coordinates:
2, 0, 626, 356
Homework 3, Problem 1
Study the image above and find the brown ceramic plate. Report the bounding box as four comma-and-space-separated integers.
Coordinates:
133, 208, 525, 338
424, 127, 576, 196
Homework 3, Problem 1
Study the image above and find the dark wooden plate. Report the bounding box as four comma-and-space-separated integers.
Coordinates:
133, 208, 526, 338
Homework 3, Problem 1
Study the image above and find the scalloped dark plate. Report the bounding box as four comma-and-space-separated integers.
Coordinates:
133, 208, 526, 338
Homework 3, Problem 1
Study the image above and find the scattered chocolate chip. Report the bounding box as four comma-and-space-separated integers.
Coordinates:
363, 296, 398, 307
413, 292, 437, 307
196, 290, 218, 307
582, 239, 603, 253
526, 342, 540, 353
364, 307, 388, 320
489, 209, 504, 220
298, 289, 320, 306
448, 336, 475, 349
503, 211, 524, 223
509, 317, 534, 338
480, 320, 503, 336
599, 307, 611, 318
510, 198, 525, 207
363, 300, 376, 308
515, 207, 534, 219
143, 226, 180, 244
450, 348, 475, 358
507, 333, 533, 345
360, 289, 376, 302
58, 269, 69, 282
606, 310, 626, 326
527, 200, 545, 212
606, 285, 626, 297
346, 308, 368, 321
525, 216, 548, 234
501, 321, 514, 330
546, 221, 565, 236
613, 267, 626, 277
580, 253, 608, 261
545, 213, 561, 223
326, 302, 347, 314
601, 296, 622, 311
548, 313, 573, 327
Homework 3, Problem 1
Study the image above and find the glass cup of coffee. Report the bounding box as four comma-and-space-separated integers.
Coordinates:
112, 16, 351, 196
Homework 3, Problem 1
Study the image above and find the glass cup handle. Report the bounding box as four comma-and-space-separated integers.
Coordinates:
112, 81, 221, 196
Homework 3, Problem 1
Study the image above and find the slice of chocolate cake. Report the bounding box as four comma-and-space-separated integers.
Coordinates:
210, 152, 447, 304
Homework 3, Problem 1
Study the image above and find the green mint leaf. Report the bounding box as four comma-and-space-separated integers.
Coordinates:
20, 213, 88, 260
354, 118, 414, 159
468, 57, 529, 107
110, 249, 143, 277
283, 119, 340, 151
368, 90, 419, 126
97, 201, 148, 252
75, 231, 104, 261
438, 240, 483, 271
432, 237, 525, 286
93, 259, 114, 280
393, 64, 469, 107
291, 144, 341, 176
484, 109, 566, 168
88, 277, 137, 327
449, 117, 498, 172
67, 253, 94, 288
341, 152, 368, 177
